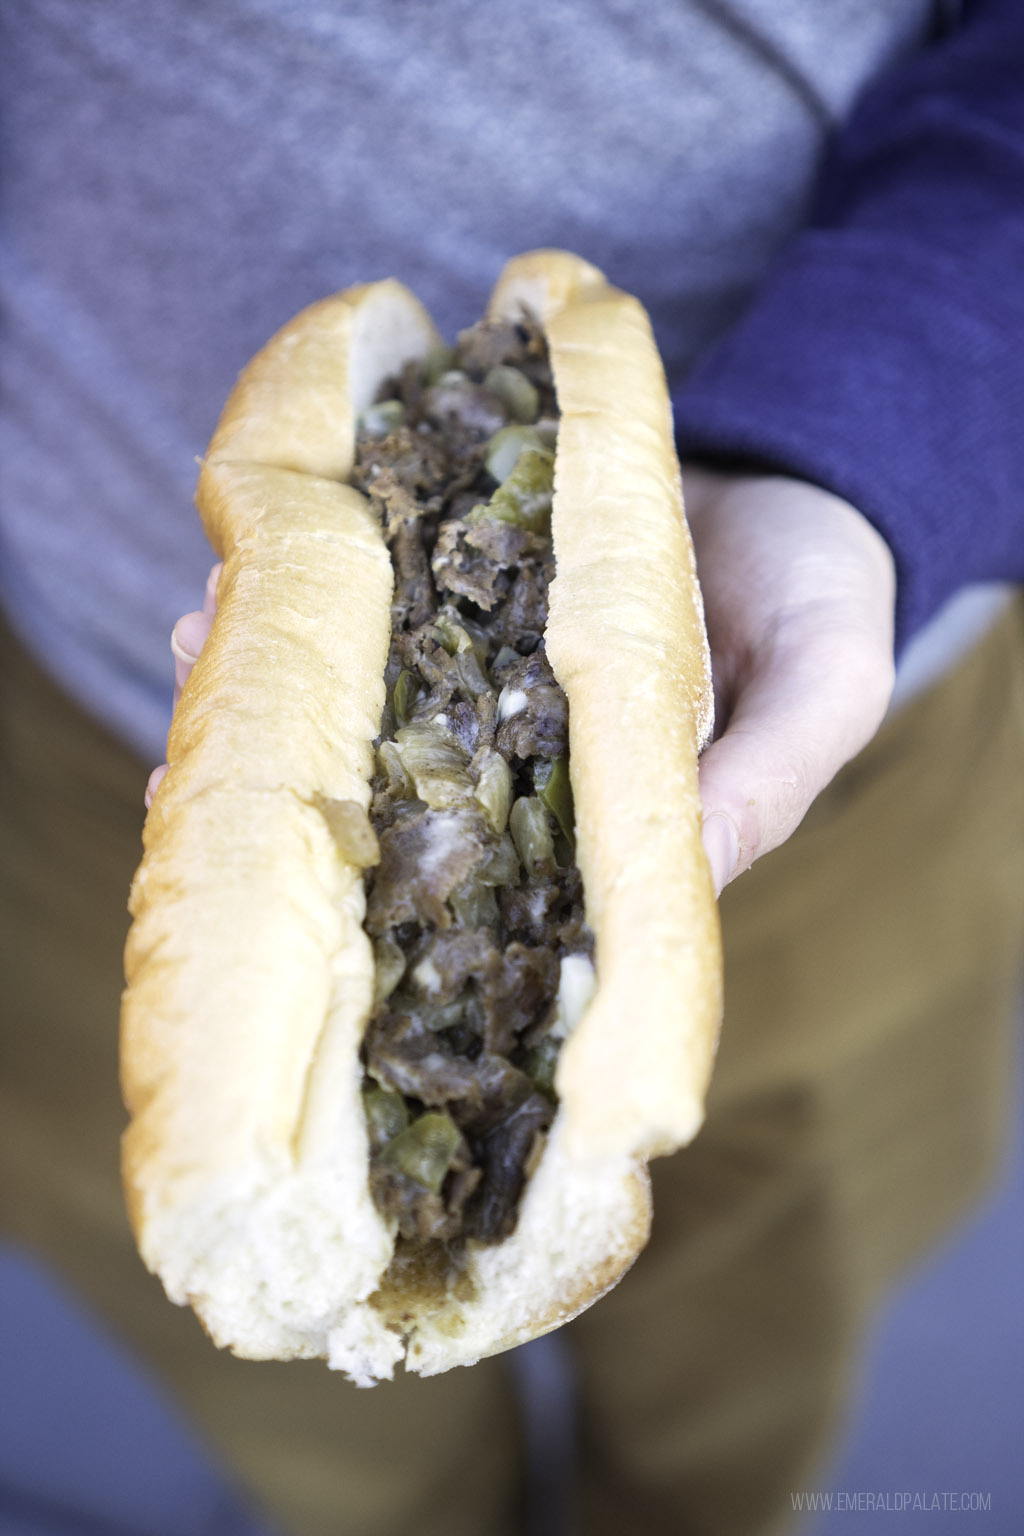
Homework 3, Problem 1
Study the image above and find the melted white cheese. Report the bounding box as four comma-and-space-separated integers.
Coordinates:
549, 954, 597, 1040
497, 686, 528, 720
412, 957, 442, 997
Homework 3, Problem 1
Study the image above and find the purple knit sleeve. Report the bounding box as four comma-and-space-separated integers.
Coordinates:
673, 0, 1024, 649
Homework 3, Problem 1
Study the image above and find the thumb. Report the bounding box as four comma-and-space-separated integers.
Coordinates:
698, 615, 894, 894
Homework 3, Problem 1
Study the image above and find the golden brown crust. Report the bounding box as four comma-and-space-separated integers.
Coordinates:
119, 285, 439, 1375
490, 256, 721, 1161
120, 252, 720, 1381
395, 1138, 652, 1376
120, 465, 399, 1364
202, 283, 440, 507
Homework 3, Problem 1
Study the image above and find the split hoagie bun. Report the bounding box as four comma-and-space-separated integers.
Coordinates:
120, 252, 722, 1384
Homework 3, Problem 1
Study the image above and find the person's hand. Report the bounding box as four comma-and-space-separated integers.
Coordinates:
144, 562, 220, 807
684, 465, 897, 896
147, 470, 897, 898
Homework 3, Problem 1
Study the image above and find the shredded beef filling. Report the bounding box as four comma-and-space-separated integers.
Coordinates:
352, 319, 592, 1247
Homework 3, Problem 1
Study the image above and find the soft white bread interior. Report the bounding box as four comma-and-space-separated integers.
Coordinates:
120, 254, 720, 1384
202, 281, 442, 485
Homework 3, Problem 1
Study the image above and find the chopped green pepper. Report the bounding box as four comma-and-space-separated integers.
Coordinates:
451, 645, 490, 700
448, 876, 500, 930
372, 936, 406, 1004
378, 1111, 462, 1192
477, 831, 521, 887
534, 757, 575, 847
376, 739, 414, 800
391, 669, 419, 728
473, 751, 513, 834
394, 722, 473, 808
362, 1083, 411, 1153
522, 1035, 561, 1101
509, 795, 556, 876
484, 425, 546, 487
358, 399, 404, 439
472, 446, 554, 533
424, 345, 456, 384
433, 610, 490, 674
484, 365, 540, 424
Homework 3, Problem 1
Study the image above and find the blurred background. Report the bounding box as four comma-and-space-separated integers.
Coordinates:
3, 9, 1022, 1536
1, 1044, 1019, 1536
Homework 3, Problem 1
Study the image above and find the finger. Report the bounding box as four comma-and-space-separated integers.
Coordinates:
154, 570, 221, 806
202, 561, 222, 616
698, 616, 893, 894
171, 608, 214, 706
145, 763, 168, 809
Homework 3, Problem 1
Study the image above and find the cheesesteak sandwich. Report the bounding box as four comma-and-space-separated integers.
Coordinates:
120, 250, 722, 1384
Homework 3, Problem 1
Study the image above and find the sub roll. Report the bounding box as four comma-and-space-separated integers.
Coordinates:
120, 250, 722, 1384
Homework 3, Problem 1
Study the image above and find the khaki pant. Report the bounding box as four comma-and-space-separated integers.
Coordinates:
2, 603, 1022, 1536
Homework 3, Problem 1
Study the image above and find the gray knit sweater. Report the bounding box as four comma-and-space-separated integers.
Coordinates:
0, 0, 932, 759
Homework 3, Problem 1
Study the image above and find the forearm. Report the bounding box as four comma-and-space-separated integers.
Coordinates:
674, 0, 1024, 651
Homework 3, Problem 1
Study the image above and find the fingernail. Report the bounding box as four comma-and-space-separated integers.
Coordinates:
702, 813, 740, 897
145, 764, 168, 809
170, 624, 198, 665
